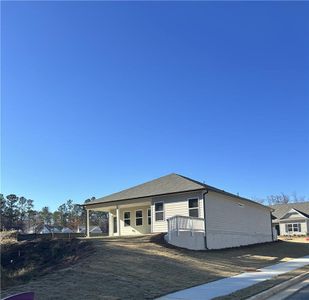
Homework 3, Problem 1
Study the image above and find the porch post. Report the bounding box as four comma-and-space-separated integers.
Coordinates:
86, 209, 90, 238
116, 206, 120, 236
107, 212, 111, 236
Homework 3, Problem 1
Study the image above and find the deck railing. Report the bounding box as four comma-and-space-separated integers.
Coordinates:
167, 215, 205, 240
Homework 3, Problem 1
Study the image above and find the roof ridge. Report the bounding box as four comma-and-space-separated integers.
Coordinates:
175, 173, 205, 187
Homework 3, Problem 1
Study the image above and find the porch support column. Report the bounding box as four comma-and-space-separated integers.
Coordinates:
107, 212, 110, 236
116, 206, 120, 236
86, 209, 90, 238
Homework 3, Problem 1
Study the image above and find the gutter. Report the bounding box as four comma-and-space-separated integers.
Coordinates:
202, 189, 209, 249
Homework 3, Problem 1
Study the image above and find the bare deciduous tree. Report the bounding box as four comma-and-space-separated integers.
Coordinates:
267, 193, 290, 205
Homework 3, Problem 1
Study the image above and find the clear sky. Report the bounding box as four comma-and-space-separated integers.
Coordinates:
2, 1, 309, 211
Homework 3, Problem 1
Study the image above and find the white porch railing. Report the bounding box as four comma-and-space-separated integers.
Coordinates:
167, 215, 205, 241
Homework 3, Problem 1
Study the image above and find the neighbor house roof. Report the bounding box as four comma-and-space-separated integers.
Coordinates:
270, 202, 309, 219
84, 173, 269, 210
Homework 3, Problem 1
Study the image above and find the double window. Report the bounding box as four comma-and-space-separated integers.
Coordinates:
188, 198, 199, 217
285, 223, 301, 233
124, 212, 130, 227
155, 202, 164, 221
136, 210, 143, 226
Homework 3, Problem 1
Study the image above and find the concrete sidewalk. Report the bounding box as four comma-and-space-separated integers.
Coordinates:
157, 256, 309, 300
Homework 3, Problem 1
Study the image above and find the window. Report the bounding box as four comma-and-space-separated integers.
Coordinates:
188, 198, 199, 217
135, 210, 143, 226
155, 202, 164, 221
285, 223, 301, 233
124, 212, 130, 227
286, 224, 292, 232
148, 208, 151, 225
293, 223, 301, 232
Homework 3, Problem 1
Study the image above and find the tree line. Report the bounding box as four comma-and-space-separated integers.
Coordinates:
255, 192, 308, 205
1, 192, 308, 232
0, 194, 106, 232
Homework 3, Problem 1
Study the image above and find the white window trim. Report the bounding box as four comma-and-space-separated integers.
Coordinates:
147, 208, 151, 225
135, 209, 143, 226
188, 198, 199, 218
154, 201, 164, 222
123, 211, 131, 227
286, 223, 301, 233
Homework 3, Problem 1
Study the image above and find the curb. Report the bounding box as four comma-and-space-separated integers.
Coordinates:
246, 271, 309, 300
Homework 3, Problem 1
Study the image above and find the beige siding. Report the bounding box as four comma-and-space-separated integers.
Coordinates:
152, 191, 204, 233
109, 206, 151, 236
205, 191, 272, 249
120, 206, 151, 235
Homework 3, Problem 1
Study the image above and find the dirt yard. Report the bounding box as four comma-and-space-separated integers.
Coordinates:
1, 235, 309, 300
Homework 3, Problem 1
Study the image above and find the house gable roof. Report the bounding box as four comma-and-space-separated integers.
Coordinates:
84, 173, 269, 210
86, 173, 205, 205
271, 202, 309, 220
279, 208, 309, 220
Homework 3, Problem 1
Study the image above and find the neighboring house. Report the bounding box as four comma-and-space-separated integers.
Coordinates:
83, 173, 274, 249
271, 202, 309, 236
61, 227, 74, 233
27, 225, 75, 234
28, 224, 62, 234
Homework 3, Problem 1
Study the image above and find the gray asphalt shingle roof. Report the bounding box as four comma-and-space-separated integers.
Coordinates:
270, 202, 309, 219
85, 173, 269, 210
87, 173, 205, 205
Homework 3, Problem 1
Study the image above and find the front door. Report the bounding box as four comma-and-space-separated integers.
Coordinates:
113, 216, 117, 234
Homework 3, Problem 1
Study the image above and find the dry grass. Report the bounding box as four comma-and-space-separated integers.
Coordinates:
1, 235, 93, 290
0, 230, 18, 245
1, 234, 309, 300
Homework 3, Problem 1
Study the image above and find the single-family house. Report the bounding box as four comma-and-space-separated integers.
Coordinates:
271, 202, 309, 236
83, 173, 274, 249
27, 224, 62, 234
77, 225, 103, 234
61, 227, 74, 233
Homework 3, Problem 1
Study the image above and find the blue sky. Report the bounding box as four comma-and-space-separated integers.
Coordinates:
2, 2, 309, 211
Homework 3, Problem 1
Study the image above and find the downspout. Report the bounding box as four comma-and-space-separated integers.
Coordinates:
202, 189, 209, 249
270, 211, 274, 241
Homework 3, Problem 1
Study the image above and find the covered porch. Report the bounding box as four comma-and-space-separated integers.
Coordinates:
85, 198, 152, 237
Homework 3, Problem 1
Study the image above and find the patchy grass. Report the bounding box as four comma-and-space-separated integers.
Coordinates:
1, 234, 309, 300
0, 230, 18, 244
213, 265, 309, 300
1, 234, 93, 289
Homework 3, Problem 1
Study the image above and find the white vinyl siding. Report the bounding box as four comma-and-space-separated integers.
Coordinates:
113, 206, 151, 236
152, 191, 204, 233
205, 191, 273, 249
